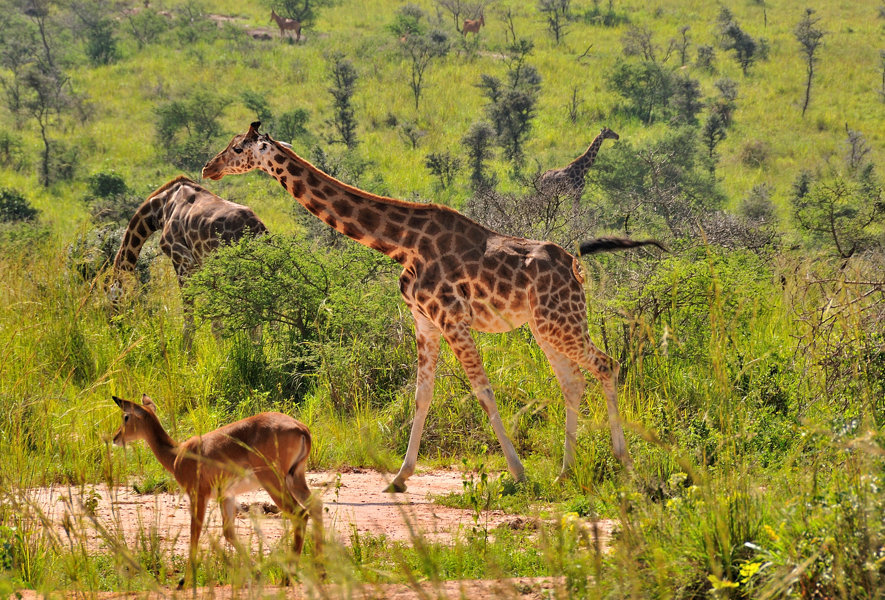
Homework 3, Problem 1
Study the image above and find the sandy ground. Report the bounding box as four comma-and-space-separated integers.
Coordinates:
11, 469, 613, 599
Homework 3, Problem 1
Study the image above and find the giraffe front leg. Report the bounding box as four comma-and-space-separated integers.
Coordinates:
389, 313, 441, 493
443, 323, 525, 483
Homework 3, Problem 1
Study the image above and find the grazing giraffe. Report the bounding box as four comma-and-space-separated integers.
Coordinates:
111, 175, 268, 342
462, 13, 484, 36
271, 9, 301, 41
538, 127, 620, 200
203, 122, 664, 491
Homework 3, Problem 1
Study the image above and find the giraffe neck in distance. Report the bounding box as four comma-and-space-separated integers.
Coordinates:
567, 134, 606, 179
258, 142, 475, 264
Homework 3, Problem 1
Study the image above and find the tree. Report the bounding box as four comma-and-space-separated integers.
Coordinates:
461, 121, 496, 191
424, 151, 461, 189
538, 0, 571, 45
794, 8, 825, 117
670, 74, 703, 125
70, 0, 119, 65
717, 8, 759, 75
391, 6, 450, 110
791, 169, 884, 259
606, 60, 676, 124
154, 91, 229, 171
478, 39, 541, 167
269, 0, 333, 30
326, 53, 359, 149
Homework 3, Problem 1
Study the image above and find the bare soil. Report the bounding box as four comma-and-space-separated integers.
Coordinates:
14, 469, 612, 599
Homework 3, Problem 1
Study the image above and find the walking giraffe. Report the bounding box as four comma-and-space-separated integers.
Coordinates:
538, 127, 620, 200
203, 122, 663, 491
111, 175, 267, 342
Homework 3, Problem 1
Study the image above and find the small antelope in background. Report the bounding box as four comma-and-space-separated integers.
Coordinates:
111, 394, 322, 587
271, 9, 301, 41
462, 13, 484, 36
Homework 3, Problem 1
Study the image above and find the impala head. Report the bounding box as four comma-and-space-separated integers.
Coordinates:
600, 127, 620, 141
202, 121, 270, 181
112, 394, 158, 446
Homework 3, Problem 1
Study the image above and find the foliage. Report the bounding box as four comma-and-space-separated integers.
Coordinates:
606, 59, 676, 124
326, 53, 359, 149
589, 127, 723, 237
153, 90, 230, 171
538, 0, 572, 45
270, 0, 333, 27
83, 171, 142, 225
795, 8, 825, 117
461, 121, 497, 192
390, 6, 451, 110
717, 7, 761, 76
424, 151, 461, 190
0, 187, 38, 223
478, 39, 541, 167
790, 167, 884, 259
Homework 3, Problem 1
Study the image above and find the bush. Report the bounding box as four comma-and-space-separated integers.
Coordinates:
0, 188, 38, 223
84, 171, 142, 225
186, 234, 411, 409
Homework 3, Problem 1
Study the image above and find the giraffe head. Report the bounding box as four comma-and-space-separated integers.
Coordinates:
202, 121, 270, 180
600, 127, 620, 141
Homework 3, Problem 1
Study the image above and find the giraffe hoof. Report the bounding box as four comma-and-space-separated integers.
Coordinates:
385, 479, 407, 493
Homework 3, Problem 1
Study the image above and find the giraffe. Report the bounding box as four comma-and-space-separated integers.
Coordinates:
111, 175, 268, 342
538, 127, 620, 200
202, 122, 664, 491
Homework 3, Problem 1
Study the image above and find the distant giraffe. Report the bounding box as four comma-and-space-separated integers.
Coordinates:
203, 122, 664, 491
111, 175, 267, 341
538, 127, 620, 200
271, 9, 301, 41
462, 13, 484, 36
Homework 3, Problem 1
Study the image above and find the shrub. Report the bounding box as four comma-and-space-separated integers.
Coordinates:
84, 172, 142, 225
0, 188, 38, 223
739, 140, 770, 168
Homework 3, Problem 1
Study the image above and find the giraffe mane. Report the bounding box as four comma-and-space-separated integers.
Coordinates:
146, 174, 200, 200
267, 133, 486, 225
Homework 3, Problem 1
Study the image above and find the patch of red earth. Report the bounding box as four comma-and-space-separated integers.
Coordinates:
17, 470, 596, 556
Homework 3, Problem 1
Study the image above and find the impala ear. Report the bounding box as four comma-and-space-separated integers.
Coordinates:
141, 394, 156, 413
112, 395, 124, 408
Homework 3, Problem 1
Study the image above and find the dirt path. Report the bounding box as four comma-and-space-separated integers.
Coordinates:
19, 469, 556, 555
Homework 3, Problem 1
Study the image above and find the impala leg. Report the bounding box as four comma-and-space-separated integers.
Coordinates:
180, 491, 208, 590
443, 323, 524, 482
389, 313, 441, 493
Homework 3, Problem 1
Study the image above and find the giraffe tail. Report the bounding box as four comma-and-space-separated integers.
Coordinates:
578, 237, 668, 256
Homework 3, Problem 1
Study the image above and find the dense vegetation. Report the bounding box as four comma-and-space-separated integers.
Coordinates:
1, 0, 883, 597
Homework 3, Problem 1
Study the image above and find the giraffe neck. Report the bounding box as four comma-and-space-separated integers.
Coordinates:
113, 195, 165, 273
257, 141, 477, 264
566, 133, 607, 179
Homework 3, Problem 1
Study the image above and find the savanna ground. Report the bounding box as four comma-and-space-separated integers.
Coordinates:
1, 0, 884, 597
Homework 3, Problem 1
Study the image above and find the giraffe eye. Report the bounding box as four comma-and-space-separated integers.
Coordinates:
233, 147, 243, 154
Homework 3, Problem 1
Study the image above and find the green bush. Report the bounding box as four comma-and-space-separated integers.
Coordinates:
0, 188, 38, 223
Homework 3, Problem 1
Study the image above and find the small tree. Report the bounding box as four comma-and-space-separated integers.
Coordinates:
154, 91, 230, 170
791, 169, 884, 259
607, 60, 675, 124
269, 0, 334, 32
701, 112, 727, 174
538, 0, 571, 45
718, 8, 759, 76
391, 6, 450, 110
478, 39, 541, 167
670, 74, 703, 125
794, 8, 825, 117
675, 25, 691, 66
241, 90, 274, 125
621, 25, 659, 62
326, 53, 359, 149
461, 121, 497, 191
425, 151, 461, 189
276, 108, 310, 142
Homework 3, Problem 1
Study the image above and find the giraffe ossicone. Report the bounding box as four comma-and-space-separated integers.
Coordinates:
203, 123, 663, 491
